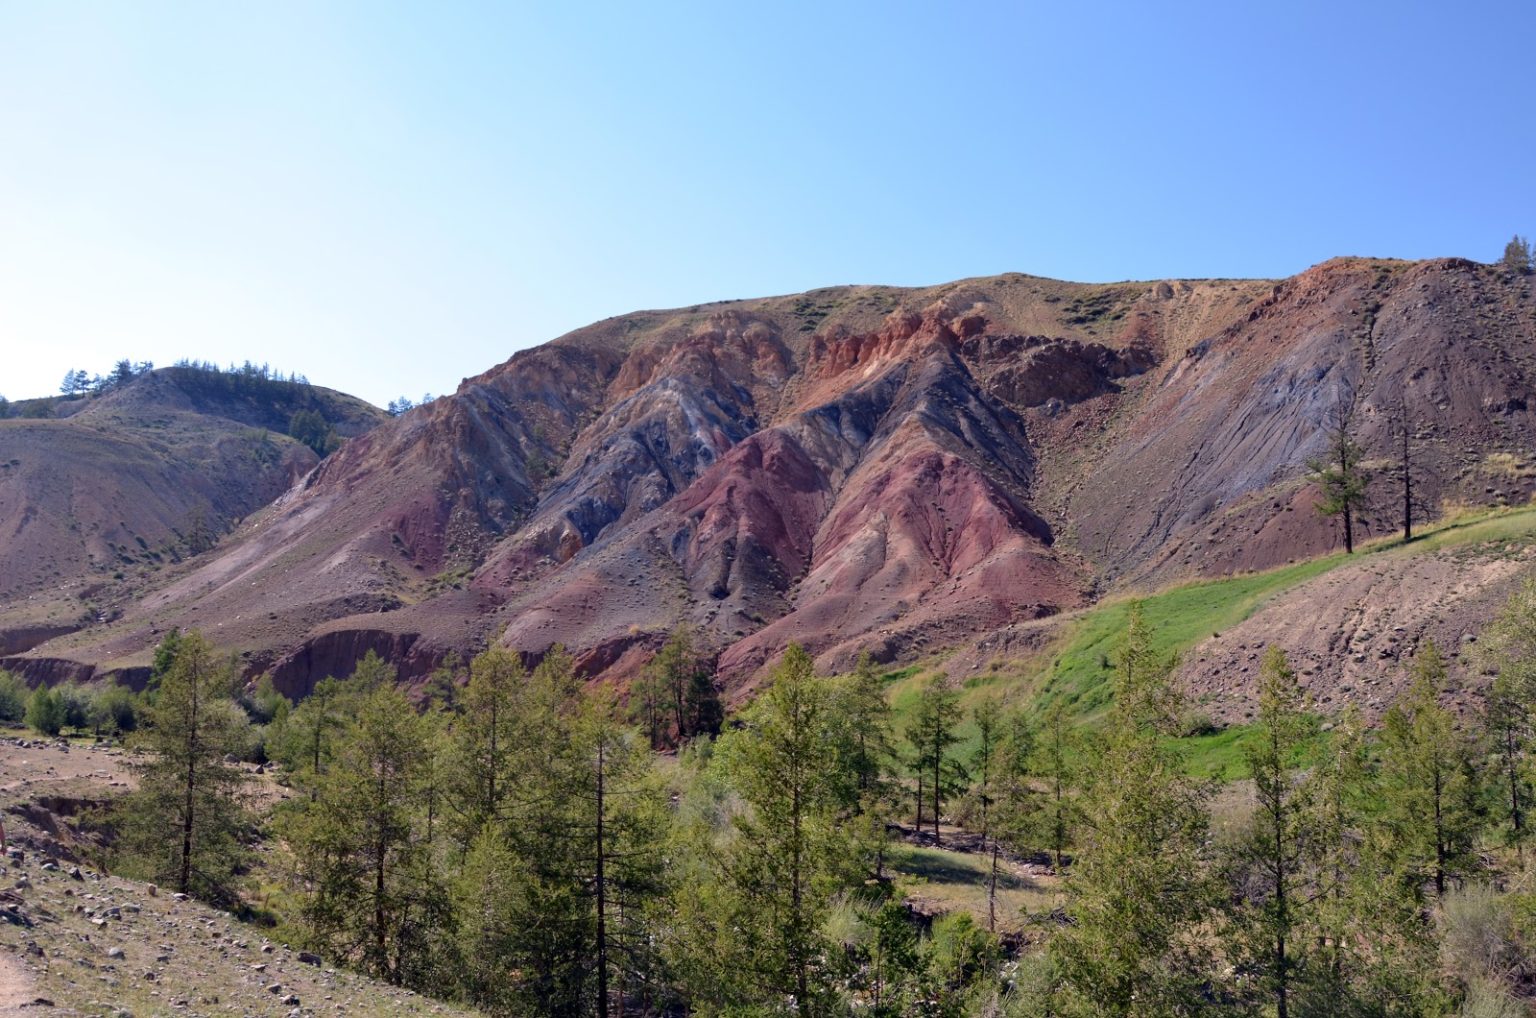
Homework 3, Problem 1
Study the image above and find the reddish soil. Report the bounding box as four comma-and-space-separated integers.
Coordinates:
10, 258, 1536, 707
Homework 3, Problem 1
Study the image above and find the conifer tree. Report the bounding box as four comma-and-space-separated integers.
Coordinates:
1375, 639, 1481, 897
906, 678, 964, 843
115, 630, 250, 902
970, 699, 1004, 930
443, 645, 527, 849
717, 643, 847, 1014
286, 680, 442, 983
1053, 603, 1212, 1015
1502, 234, 1532, 275
274, 674, 350, 795
830, 651, 896, 811
1227, 646, 1317, 1018
1308, 411, 1371, 554
1031, 700, 1076, 872
1479, 579, 1536, 851
564, 691, 669, 1018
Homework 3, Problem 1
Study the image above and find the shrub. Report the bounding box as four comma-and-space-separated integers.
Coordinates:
0, 671, 26, 723
26, 686, 63, 736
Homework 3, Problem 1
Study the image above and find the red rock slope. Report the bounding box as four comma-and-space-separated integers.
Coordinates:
12, 259, 1536, 695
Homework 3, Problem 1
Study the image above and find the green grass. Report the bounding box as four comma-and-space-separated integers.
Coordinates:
879, 504, 1536, 781
886, 843, 1059, 931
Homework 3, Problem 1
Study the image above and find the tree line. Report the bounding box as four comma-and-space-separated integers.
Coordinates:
15, 579, 1536, 1016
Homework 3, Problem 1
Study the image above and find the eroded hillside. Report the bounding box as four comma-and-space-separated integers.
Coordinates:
8, 258, 1536, 700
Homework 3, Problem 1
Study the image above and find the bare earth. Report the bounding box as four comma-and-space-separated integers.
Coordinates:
0, 735, 478, 1018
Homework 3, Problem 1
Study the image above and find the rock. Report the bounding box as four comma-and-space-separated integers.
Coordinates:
266, 982, 283, 994
298, 951, 322, 966
281, 994, 300, 1006
106, 946, 125, 959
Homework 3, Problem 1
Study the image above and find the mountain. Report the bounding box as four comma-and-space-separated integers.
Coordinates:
0, 366, 385, 664
6, 257, 1536, 702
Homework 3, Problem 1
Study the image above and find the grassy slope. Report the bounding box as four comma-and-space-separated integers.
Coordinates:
883, 505, 1536, 781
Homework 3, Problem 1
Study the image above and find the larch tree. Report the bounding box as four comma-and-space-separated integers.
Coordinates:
286, 680, 442, 984
115, 629, 251, 903
1375, 639, 1481, 898
1502, 234, 1532, 275
1052, 603, 1213, 1016
717, 643, 847, 1014
1479, 579, 1536, 852
1227, 646, 1318, 1018
1031, 700, 1077, 872
969, 699, 1004, 931
443, 645, 528, 851
906, 678, 964, 844
1308, 410, 1371, 554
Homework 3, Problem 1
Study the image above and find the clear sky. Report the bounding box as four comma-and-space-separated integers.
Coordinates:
2, 1, 1532, 406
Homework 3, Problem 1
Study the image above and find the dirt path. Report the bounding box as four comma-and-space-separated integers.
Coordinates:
0, 952, 37, 1017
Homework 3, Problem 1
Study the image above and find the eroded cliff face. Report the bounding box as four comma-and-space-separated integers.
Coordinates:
18, 259, 1536, 697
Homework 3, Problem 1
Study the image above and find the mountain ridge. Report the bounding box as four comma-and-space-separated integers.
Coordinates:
6, 256, 1535, 716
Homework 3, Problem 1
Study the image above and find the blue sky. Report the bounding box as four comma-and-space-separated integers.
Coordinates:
2, 1, 1532, 406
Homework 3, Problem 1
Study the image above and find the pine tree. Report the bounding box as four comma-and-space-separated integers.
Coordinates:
1502, 234, 1532, 275
286, 681, 442, 983
1053, 604, 1212, 1015
906, 679, 964, 844
1308, 412, 1371, 554
114, 630, 250, 902
1375, 640, 1482, 898
1479, 579, 1536, 852
1227, 646, 1318, 1018
443, 645, 527, 849
717, 643, 847, 1014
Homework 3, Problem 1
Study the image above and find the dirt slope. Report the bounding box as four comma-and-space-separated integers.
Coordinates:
0, 369, 385, 664
0, 737, 476, 1017
11, 258, 1536, 699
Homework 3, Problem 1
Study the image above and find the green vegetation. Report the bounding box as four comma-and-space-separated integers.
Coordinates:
32, 509, 1536, 1017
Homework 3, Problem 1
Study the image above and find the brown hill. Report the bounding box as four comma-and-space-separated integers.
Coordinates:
0, 367, 385, 661
8, 258, 1536, 698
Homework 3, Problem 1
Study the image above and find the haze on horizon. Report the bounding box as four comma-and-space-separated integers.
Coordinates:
2, 0, 1532, 407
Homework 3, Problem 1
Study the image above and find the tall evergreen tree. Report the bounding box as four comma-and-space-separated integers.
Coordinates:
443, 645, 527, 850
717, 643, 847, 1014
286, 680, 444, 984
1227, 646, 1317, 1018
1375, 640, 1481, 898
1053, 604, 1213, 1015
1030, 700, 1077, 872
114, 630, 250, 902
1479, 579, 1536, 852
906, 679, 964, 844
1308, 411, 1371, 554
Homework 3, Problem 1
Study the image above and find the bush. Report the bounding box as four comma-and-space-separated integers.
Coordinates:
0, 671, 26, 723
1440, 883, 1522, 986
54, 683, 91, 732
94, 684, 140, 736
926, 912, 1000, 993
26, 687, 63, 736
